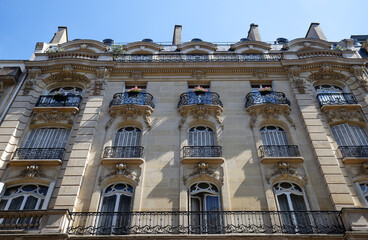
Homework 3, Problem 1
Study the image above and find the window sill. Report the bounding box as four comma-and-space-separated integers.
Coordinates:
9, 159, 62, 166
260, 156, 304, 164
181, 157, 224, 164
101, 157, 144, 165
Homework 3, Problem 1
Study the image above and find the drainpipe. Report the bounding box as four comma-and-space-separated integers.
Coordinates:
0, 71, 27, 125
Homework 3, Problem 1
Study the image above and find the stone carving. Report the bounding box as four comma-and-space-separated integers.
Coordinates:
45, 65, 90, 85
30, 110, 77, 126
102, 163, 140, 185
178, 105, 223, 129
96, 67, 109, 79
288, 66, 305, 94
247, 105, 294, 129
253, 70, 268, 79
307, 62, 345, 81
192, 70, 206, 80
322, 107, 364, 123
107, 106, 153, 129
350, 65, 368, 92
266, 161, 307, 184
359, 162, 368, 175
23, 79, 34, 96
130, 71, 144, 80
183, 162, 223, 185
28, 67, 41, 79
93, 80, 105, 95
19, 164, 46, 178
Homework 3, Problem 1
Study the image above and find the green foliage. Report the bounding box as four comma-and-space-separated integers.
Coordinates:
112, 45, 125, 55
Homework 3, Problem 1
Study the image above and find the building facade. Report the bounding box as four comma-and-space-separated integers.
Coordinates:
1, 23, 368, 239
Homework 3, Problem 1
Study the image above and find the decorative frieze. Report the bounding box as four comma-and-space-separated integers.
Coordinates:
44, 65, 90, 85
130, 71, 144, 80
287, 66, 305, 94
350, 65, 368, 92
192, 70, 206, 80
107, 106, 153, 129
322, 107, 364, 124
19, 164, 46, 178
100, 163, 141, 186
307, 63, 346, 82
178, 105, 223, 129
265, 161, 307, 185
247, 104, 294, 129
30, 109, 78, 126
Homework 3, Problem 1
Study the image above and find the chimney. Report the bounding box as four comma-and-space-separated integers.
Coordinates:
247, 24, 261, 41
305, 23, 327, 40
50, 26, 68, 44
172, 25, 182, 45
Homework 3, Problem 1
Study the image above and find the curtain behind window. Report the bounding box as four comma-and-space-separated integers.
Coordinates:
23, 128, 70, 148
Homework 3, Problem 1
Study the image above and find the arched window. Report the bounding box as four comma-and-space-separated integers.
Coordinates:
315, 84, 356, 106
188, 126, 215, 146
114, 127, 142, 147
315, 84, 343, 93
98, 183, 134, 235
260, 126, 289, 145
331, 123, 368, 146
16, 128, 70, 159
0, 184, 50, 210
49, 86, 83, 95
358, 182, 368, 206
189, 182, 221, 233
273, 182, 310, 233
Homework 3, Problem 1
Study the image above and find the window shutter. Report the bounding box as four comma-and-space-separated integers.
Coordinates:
41, 182, 55, 210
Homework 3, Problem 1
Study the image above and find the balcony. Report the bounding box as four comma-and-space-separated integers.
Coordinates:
317, 93, 359, 110
245, 91, 290, 109
68, 210, 344, 235
178, 92, 223, 108
258, 145, 303, 163
181, 146, 224, 164
34, 94, 82, 111
10, 148, 64, 166
338, 146, 368, 164
101, 146, 144, 165
109, 92, 154, 108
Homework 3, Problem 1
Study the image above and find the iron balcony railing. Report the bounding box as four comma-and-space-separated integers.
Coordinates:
67, 211, 345, 235
109, 92, 155, 108
317, 93, 357, 107
103, 146, 144, 158
35, 94, 82, 108
245, 91, 290, 108
182, 146, 222, 158
338, 146, 368, 158
259, 145, 301, 158
12, 148, 65, 160
114, 53, 282, 63
178, 92, 223, 108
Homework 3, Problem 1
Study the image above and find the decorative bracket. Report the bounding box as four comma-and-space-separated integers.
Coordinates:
107, 105, 153, 129
247, 104, 294, 129
182, 162, 223, 185
287, 66, 305, 94
178, 105, 223, 129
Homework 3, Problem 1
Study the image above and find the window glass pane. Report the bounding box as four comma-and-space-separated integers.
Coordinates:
101, 195, 117, 212
23, 196, 39, 210
0, 200, 8, 210
277, 194, 290, 211
8, 196, 24, 210
205, 195, 220, 211
290, 194, 307, 211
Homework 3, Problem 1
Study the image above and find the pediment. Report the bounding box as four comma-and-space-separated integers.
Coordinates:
178, 41, 217, 54
230, 41, 270, 53
60, 40, 108, 53
125, 41, 162, 54
285, 38, 331, 51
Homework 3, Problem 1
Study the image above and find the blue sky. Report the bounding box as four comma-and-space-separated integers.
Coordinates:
0, 0, 366, 59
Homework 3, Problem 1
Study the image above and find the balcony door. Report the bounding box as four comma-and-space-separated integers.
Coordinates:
251, 83, 273, 104
260, 126, 290, 157
113, 127, 142, 158
331, 123, 368, 146
98, 183, 134, 235
189, 182, 221, 234
315, 84, 349, 105
273, 182, 311, 234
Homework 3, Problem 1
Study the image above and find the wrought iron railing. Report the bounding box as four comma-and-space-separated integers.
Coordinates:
0, 211, 45, 230
67, 211, 345, 235
259, 145, 301, 158
12, 148, 65, 160
338, 146, 368, 158
35, 94, 82, 108
114, 53, 282, 63
182, 146, 222, 158
317, 93, 357, 107
178, 92, 223, 108
109, 92, 154, 108
103, 146, 144, 158
245, 91, 290, 108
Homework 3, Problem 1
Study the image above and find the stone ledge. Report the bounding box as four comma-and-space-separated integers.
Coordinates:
181, 157, 224, 164
260, 156, 304, 164
9, 159, 62, 166
101, 158, 144, 165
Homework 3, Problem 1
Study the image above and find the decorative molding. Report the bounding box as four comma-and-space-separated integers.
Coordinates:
287, 66, 305, 94
247, 104, 294, 129
192, 70, 206, 80
178, 105, 223, 129
130, 71, 144, 80
253, 70, 268, 79
266, 161, 307, 185
350, 65, 368, 92
96, 67, 109, 79
44, 65, 90, 85
93, 80, 105, 95
322, 107, 364, 123
182, 162, 223, 185
19, 164, 46, 178
28, 67, 41, 79
30, 109, 78, 126
360, 162, 368, 175
101, 163, 140, 186
307, 62, 346, 82
107, 105, 153, 129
